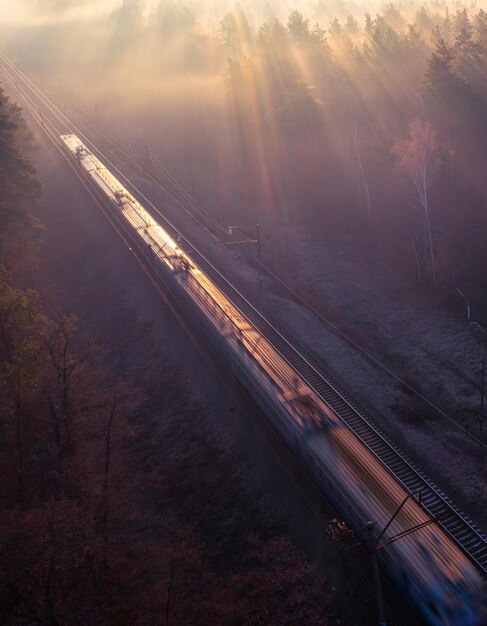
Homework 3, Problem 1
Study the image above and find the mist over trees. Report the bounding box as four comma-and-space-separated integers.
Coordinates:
3, 0, 487, 290
0, 82, 338, 624
1, 1, 487, 620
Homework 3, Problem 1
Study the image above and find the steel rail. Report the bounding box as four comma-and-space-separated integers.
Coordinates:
1, 55, 486, 579
2, 76, 419, 626
31, 61, 487, 452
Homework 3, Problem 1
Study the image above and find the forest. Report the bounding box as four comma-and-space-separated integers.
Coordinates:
0, 84, 343, 624
1, 0, 487, 622
4, 0, 487, 293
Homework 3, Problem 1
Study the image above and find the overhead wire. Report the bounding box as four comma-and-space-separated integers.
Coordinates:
0, 55, 414, 625
1, 56, 486, 552
7, 50, 484, 450
3, 60, 487, 569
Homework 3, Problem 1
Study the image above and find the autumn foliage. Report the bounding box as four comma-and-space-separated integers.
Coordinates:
14, 0, 487, 291
0, 85, 333, 625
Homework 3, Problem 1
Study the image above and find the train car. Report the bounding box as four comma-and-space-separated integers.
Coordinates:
60, 133, 487, 625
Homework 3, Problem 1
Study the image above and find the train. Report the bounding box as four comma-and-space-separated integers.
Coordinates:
60, 133, 487, 625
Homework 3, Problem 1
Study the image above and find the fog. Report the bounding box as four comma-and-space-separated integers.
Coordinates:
2, 0, 487, 291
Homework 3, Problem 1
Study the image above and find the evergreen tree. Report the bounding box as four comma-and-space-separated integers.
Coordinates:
155, 2, 195, 36
423, 37, 487, 146
310, 23, 327, 45
328, 18, 344, 39
0, 89, 41, 267
474, 9, 487, 49
364, 13, 374, 37
442, 8, 453, 43
109, 0, 145, 60
287, 10, 311, 44
381, 3, 405, 33
221, 5, 252, 56
424, 37, 457, 91
453, 8, 472, 41
258, 18, 287, 49
414, 6, 434, 36
345, 15, 359, 36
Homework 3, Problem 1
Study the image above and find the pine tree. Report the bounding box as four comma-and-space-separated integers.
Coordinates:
221, 5, 252, 55
424, 37, 457, 91
453, 8, 473, 41
310, 23, 327, 45
0, 88, 41, 267
364, 13, 374, 37
423, 35, 487, 149
474, 9, 487, 49
287, 10, 311, 43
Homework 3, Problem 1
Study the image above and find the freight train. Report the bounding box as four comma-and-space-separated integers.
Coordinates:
60, 133, 486, 626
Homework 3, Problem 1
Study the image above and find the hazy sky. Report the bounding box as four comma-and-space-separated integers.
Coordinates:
0, 0, 116, 26
0, 0, 377, 27
1, 0, 487, 35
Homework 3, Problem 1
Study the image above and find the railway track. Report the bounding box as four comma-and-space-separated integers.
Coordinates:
189, 249, 487, 576
1, 52, 486, 582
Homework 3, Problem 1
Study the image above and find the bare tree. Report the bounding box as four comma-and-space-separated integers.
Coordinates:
0, 271, 47, 506
351, 124, 371, 237
393, 118, 442, 284
46, 314, 80, 497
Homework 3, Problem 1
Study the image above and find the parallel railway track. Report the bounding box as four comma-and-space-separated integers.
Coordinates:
191, 248, 487, 575
1, 52, 486, 584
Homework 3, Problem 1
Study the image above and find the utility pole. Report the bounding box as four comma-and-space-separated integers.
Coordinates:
165, 557, 175, 625
284, 224, 290, 273
366, 522, 387, 626
481, 359, 485, 441
224, 224, 262, 291
256, 223, 262, 291
344, 491, 431, 626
